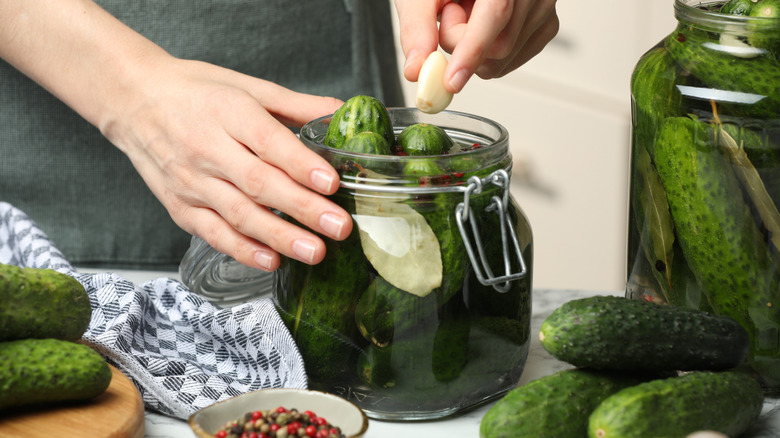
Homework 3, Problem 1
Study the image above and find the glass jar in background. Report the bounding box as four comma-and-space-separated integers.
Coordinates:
275, 108, 533, 420
626, 0, 780, 393
179, 235, 275, 308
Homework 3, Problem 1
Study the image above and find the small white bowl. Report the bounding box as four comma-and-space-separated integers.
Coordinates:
188, 388, 369, 438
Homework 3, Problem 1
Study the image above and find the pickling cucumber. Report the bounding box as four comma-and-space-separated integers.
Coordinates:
276, 227, 371, 381
0, 264, 91, 342
539, 295, 750, 371
653, 116, 780, 386
588, 371, 764, 438
339, 131, 392, 155
395, 123, 455, 156
665, 24, 780, 119
720, 0, 755, 15
324, 95, 394, 149
631, 46, 684, 158
748, 0, 780, 56
0, 338, 111, 410
480, 369, 647, 438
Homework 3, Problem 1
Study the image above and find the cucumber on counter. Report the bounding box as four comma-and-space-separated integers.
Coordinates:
588, 371, 764, 438
539, 295, 750, 372
0, 338, 111, 410
0, 264, 91, 342
480, 369, 648, 438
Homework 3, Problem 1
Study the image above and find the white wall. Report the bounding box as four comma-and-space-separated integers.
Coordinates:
390, 1, 678, 292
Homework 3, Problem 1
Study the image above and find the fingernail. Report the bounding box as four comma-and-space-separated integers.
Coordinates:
293, 239, 317, 264
319, 212, 346, 239
254, 250, 274, 271
449, 68, 470, 93
404, 49, 419, 77
311, 169, 336, 193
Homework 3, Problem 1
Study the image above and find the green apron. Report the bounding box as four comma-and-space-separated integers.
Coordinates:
0, 0, 403, 270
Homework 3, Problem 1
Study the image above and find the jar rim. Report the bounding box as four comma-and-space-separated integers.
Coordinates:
300, 107, 509, 161
674, 0, 780, 29
300, 107, 513, 192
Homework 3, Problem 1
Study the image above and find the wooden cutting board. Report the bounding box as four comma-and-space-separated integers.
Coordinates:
0, 364, 145, 438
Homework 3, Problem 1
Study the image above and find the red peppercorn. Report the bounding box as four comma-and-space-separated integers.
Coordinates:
316, 429, 330, 438
304, 410, 317, 420
276, 406, 287, 414
329, 428, 339, 436
214, 431, 227, 438
315, 417, 328, 427
305, 425, 317, 437
251, 410, 263, 421
287, 421, 301, 435
248, 433, 258, 438
269, 423, 280, 432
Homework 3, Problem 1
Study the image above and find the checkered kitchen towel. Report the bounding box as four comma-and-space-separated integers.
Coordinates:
0, 202, 307, 419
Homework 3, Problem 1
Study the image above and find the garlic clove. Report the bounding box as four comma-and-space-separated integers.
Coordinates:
416, 51, 454, 114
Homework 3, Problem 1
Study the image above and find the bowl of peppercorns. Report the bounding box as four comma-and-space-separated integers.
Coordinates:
188, 388, 369, 438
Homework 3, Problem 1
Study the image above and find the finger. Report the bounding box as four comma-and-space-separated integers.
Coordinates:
184, 203, 285, 271
223, 98, 342, 197
251, 81, 344, 127
440, 0, 514, 93
476, 8, 560, 79
219, 148, 353, 242
394, 0, 443, 82
196, 176, 335, 267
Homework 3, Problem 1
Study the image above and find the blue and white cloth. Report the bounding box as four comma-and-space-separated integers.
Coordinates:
0, 202, 306, 419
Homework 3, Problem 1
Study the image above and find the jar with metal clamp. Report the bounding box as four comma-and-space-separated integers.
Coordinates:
273, 108, 533, 420
626, 0, 780, 393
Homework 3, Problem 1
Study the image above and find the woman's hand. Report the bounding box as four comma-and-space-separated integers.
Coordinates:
395, 0, 560, 92
1, 0, 352, 272
105, 58, 352, 272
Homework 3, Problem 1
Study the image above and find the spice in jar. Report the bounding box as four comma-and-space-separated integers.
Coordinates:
212, 406, 346, 438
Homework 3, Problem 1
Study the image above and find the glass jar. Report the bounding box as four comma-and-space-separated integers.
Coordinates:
179, 235, 275, 308
626, 0, 780, 393
274, 108, 533, 420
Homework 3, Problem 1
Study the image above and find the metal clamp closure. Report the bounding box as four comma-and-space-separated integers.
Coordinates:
455, 169, 528, 293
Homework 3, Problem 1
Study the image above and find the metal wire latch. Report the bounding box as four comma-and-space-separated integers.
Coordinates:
455, 169, 528, 293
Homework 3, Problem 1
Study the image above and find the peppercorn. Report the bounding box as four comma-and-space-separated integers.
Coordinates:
213, 407, 346, 438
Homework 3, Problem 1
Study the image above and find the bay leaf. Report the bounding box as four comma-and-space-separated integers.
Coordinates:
352, 169, 443, 297
635, 144, 676, 295
717, 126, 780, 251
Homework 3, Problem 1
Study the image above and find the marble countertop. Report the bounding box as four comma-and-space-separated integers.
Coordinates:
97, 271, 779, 438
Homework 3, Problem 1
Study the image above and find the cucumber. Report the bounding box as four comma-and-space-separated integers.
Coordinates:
395, 123, 455, 156
0, 338, 111, 410
0, 264, 91, 342
720, 0, 755, 15
631, 47, 684, 158
323, 95, 394, 149
339, 131, 392, 155
539, 295, 750, 371
588, 371, 764, 438
480, 369, 647, 438
748, 0, 780, 56
665, 24, 780, 119
652, 116, 780, 383
276, 226, 371, 381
